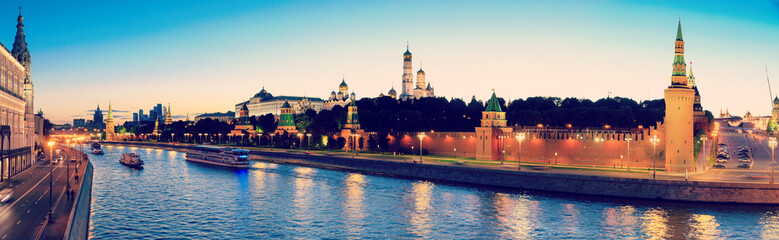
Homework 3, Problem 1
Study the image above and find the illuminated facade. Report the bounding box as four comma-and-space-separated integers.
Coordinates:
0, 10, 35, 179
475, 91, 512, 160
235, 87, 324, 117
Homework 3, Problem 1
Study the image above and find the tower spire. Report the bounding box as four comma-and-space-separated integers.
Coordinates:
12, 6, 31, 76
671, 20, 688, 87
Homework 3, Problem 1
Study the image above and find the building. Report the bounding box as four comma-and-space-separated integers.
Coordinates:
73, 118, 86, 128
323, 79, 356, 110
400, 45, 434, 100
663, 21, 696, 174
105, 103, 115, 140
164, 103, 173, 125
92, 105, 104, 130
132, 113, 138, 122
235, 87, 324, 117
232, 103, 255, 136
194, 111, 234, 124
275, 101, 297, 134
0, 10, 36, 179
689, 63, 707, 132
475, 91, 513, 160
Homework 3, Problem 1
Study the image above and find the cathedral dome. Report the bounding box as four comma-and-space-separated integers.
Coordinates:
774, 96, 779, 105
252, 87, 273, 100
388, 87, 396, 96
417, 68, 424, 74
339, 79, 348, 89
350, 92, 356, 101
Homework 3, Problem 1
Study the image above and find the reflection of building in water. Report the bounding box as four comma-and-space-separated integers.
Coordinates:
641, 209, 669, 239
406, 181, 433, 237
343, 173, 366, 236
689, 214, 720, 239
492, 193, 537, 238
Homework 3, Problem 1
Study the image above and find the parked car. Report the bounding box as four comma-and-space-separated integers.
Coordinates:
0, 188, 12, 203
717, 159, 728, 163
713, 164, 726, 169
70, 156, 77, 162
738, 163, 751, 169
717, 153, 730, 159
739, 158, 752, 163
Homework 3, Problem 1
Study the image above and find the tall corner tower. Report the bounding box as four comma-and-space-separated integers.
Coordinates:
275, 101, 297, 134
401, 44, 414, 100
345, 102, 360, 130
165, 103, 173, 125
664, 20, 696, 173
13, 9, 34, 151
106, 102, 116, 140
475, 91, 512, 161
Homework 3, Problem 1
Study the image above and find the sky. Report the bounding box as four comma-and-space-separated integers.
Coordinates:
0, 0, 777, 124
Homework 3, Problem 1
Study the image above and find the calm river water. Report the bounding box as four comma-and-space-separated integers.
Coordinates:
88, 145, 779, 239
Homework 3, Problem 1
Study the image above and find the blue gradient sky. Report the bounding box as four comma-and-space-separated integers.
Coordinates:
0, 0, 777, 124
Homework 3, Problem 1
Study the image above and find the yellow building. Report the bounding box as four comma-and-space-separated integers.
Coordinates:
664, 21, 695, 173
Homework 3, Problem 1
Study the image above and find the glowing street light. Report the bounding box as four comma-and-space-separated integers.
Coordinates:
516, 132, 525, 170
47, 140, 55, 222
650, 135, 660, 179
418, 133, 426, 163
625, 136, 633, 172
306, 133, 312, 151
770, 137, 777, 184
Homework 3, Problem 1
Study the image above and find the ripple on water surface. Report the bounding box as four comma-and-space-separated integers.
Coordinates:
88, 145, 779, 239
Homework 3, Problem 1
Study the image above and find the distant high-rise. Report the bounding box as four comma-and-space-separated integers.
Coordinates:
133, 113, 138, 122
138, 109, 145, 121
93, 105, 104, 129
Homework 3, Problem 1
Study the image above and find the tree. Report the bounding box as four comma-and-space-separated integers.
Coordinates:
257, 114, 277, 134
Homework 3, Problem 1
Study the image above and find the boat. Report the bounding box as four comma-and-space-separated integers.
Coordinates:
186, 145, 250, 168
120, 153, 144, 169
91, 142, 101, 150
92, 148, 104, 155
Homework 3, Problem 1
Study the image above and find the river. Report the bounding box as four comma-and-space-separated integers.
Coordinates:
88, 145, 779, 239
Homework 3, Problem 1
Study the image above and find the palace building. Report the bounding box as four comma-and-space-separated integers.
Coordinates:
400, 45, 434, 100
0, 9, 36, 180
235, 87, 324, 118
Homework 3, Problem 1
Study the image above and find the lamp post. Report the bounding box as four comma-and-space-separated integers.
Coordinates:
218, 133, 222, 144
516, 132, 525, 170
650, 135, 660, 179
65, 139, 71, 195
306, 133, 312, 151
700, 135, 706, 172
418, 133, 426, 163
555, 152, 558, 165
198, 133, 203, 143
297, 133, 304, 149
47, 141, 55, 222
171, 133, 175, 143
625, 136, 633, 172
499, 135, 505, 165
453, 148, 457, 159
770, 137, 777, 184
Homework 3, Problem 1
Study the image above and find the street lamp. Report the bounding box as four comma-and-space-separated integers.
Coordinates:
453, 148, 457, 159
770, 137, 777, 184
47, 141, 55, 223
555, 152, 558, 165
198, 133, 203, 143
625, 136, 633, 172
516, 133, 525, 170
65, 139, 71, 195
499, 135, 505, 165
171, 133, 175, 143
306, 133, 312, 151
650, 135, 660, 179
297, 133, 304, 149
418, 133, 426, 163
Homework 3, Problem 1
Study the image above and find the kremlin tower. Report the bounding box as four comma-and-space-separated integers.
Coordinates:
663, 21, 696, 174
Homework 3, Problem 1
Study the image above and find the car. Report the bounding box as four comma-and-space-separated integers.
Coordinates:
717, 153, 730, 159
713, 164, 726, 169
738, 163, 751, 169
70, 156, 77, 162
717, 159, 728, 163
0, 188, 12, 203
739, 158, 752, 163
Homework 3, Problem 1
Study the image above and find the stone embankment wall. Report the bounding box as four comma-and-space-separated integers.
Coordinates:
64, 160, 94, 240
254, 151, 779, 205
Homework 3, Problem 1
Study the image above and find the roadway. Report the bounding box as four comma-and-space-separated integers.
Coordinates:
0, 145, 86, 240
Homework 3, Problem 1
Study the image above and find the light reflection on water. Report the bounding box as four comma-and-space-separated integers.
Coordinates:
88, 146, 779, 239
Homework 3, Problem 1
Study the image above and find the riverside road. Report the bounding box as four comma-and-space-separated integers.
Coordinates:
0, 145, 86, 240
